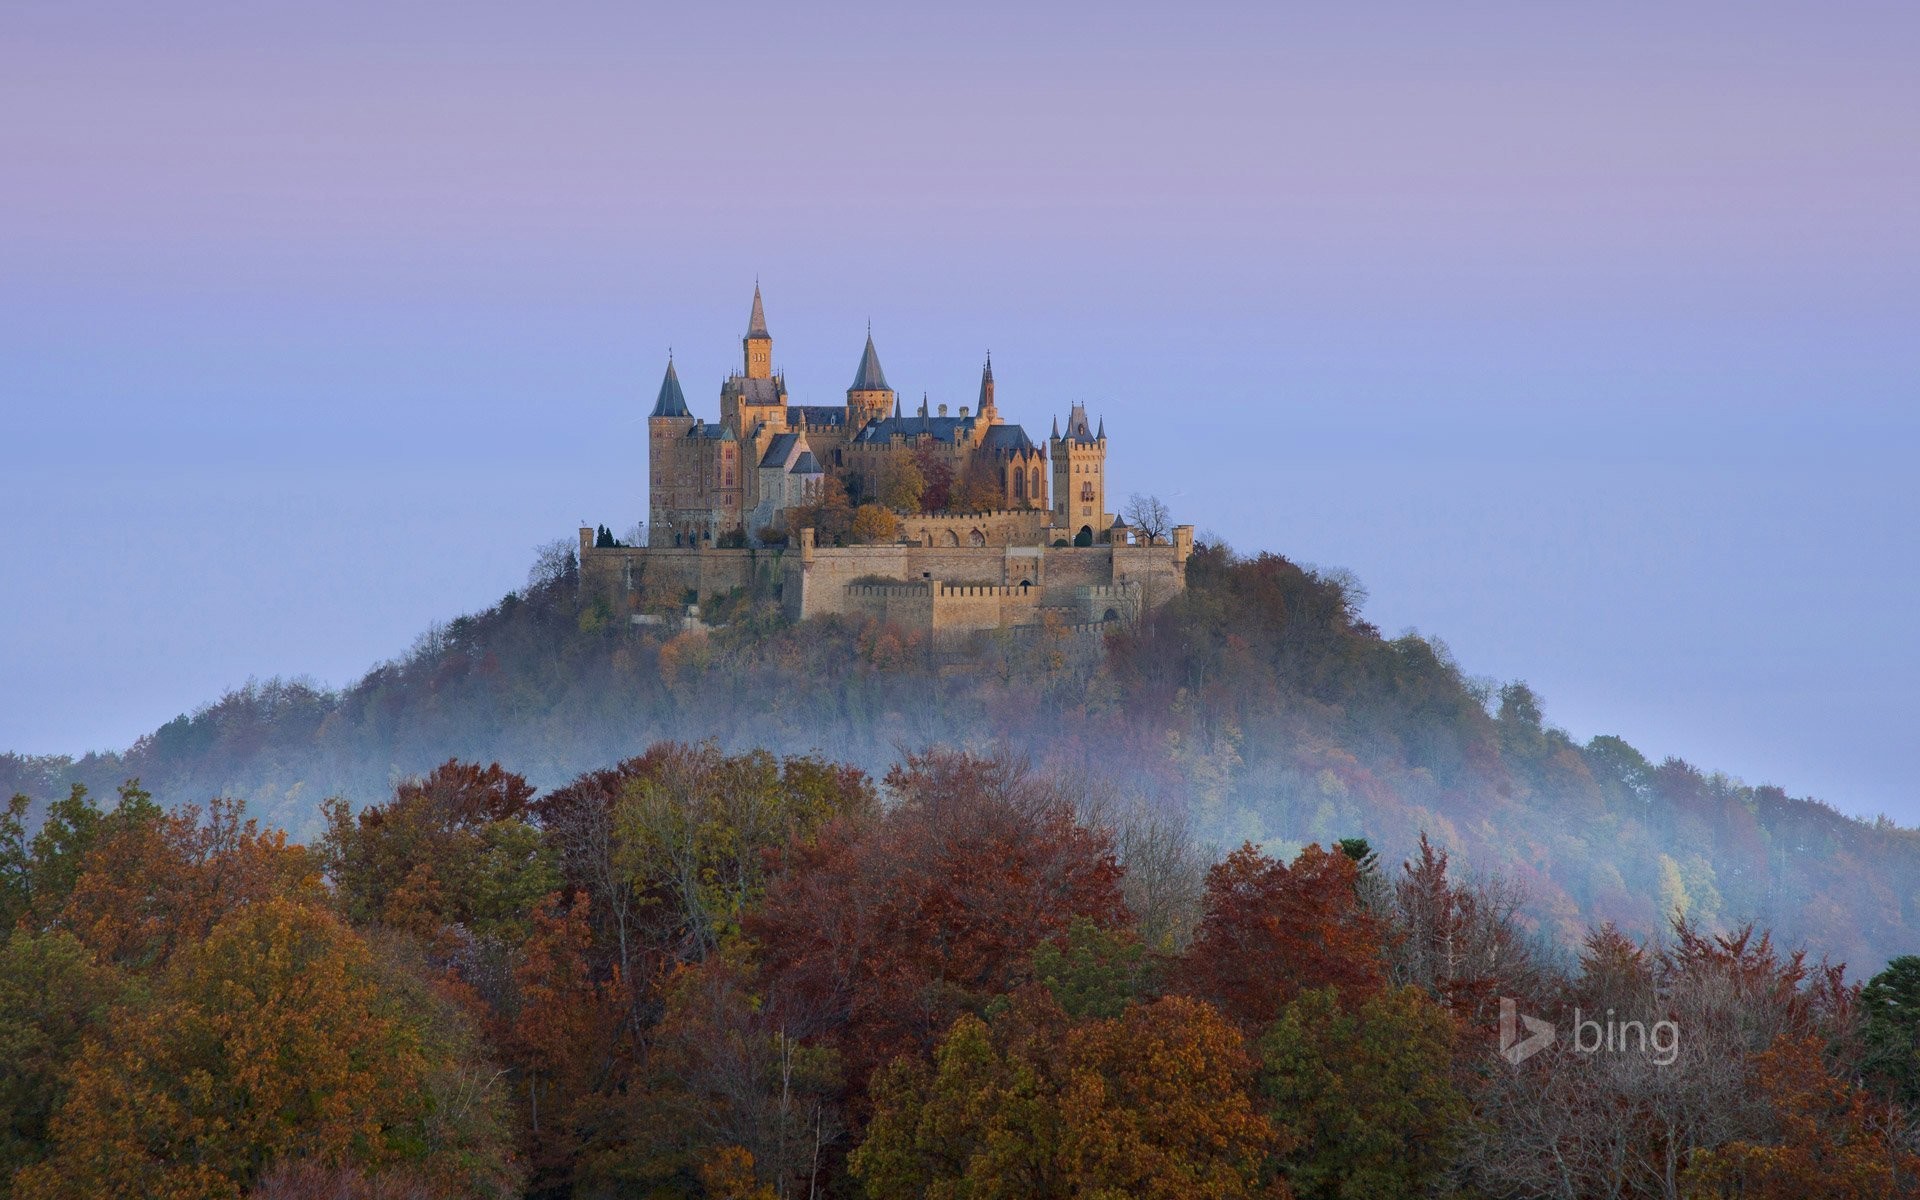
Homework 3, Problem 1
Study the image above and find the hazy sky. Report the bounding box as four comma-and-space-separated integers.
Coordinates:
4, 2, 1916, 819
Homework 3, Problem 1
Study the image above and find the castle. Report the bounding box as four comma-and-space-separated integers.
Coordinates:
582, 286, 1192, 637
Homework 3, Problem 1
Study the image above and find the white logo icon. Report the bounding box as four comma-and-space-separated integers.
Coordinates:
1499, 997, 1555, 1065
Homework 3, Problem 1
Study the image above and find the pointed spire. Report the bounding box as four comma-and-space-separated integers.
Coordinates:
747, 282, 769, 338
650, 358, 690, 418
893, 396, 902, 418
1052, 414, 1061, 438
1096, 415, 1105, 439
977, 352, 996, 413
849, 330, 891, 391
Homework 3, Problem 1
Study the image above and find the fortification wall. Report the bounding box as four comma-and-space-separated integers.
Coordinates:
576, 524, 1191, 631
786, 545, 1016, 619
930, 582, 1045, 631
898, 509, 1050, 549
577, 530, 779, 609
842, 583, 935, 629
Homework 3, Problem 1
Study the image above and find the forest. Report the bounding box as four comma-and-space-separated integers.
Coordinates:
6, 541, 1918, 972
5, 745, 1920, 1198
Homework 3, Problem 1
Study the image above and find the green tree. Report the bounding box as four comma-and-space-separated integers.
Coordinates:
876, 458, 926, 512
1031, 916, 1159, 1019
1259, 985, 1466, 1200
0, 794, 31, 930
0, 930, 123, 1188
1862, 955, 1920, 1105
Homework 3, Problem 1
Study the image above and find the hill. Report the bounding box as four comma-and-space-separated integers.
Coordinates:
6, 541, 1917, 970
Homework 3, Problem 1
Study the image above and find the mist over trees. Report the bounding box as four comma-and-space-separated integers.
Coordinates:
6, 752, 1920, 1197
5, 541, 1918, 973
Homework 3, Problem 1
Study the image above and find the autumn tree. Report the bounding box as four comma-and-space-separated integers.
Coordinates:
1177, 843, 1386, 1027
849, 503, 900, 545
1682, 1033, 1917, 1199
60, 796, 320, 973
1261, 985, 1467, 1200
592, 743, 874, 968
1386, 833, 1542, 1028
874, 458, 926, 513
749, 751, 1129, 1098
17, 897, 519, 1200
321, 760, 553, 945
949, 459, 1004, 515
15, 781, 161, 930
854, 988, 1284, 1199
501, 895, 627, 1190
785, 475, 855, 545
613, 947, 844, 1200
910, 441, 953, 512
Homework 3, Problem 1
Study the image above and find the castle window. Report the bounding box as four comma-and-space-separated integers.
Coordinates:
1080, 481, 1094, 502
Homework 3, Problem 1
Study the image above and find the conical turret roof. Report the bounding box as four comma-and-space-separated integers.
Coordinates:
650, 358, 690, 418
746, 284, 769, 338
849, 332, 890, 391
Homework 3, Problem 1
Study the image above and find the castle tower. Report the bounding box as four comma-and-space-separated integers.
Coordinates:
976, 353, 1000, 425
846, 327, 895, 429
647, 357, 696, 547
1050, 403, 1110, 544
743, 283, 773, 380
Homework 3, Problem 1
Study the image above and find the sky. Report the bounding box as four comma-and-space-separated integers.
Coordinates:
3, 2, 1916, 819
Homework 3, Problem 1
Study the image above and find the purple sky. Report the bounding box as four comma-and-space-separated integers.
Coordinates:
4, 2, 1917, 818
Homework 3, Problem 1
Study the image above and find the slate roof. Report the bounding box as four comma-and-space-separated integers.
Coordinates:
855, 413, 973, 444
1062, 403, 1100, 445
979, 423, 1039, 455
790, 451, 820, 475
650, 360, 690, 418
759, 432, 801, 467
747, 285, 769, 337
849, 334, 891, 391
791, 405, 846, 427
725, 376, 785, 405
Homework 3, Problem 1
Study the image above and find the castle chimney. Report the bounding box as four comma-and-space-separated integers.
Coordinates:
939, 403, 948, 417
960, 406, 970, 418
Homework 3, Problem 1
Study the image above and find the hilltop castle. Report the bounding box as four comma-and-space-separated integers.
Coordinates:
583, 285, 1192, 638
648, 285, 1112, 548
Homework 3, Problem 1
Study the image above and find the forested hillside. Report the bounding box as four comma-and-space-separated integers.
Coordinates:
6, 542, 1918, 969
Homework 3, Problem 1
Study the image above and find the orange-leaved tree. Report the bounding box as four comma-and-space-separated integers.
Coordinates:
16, 897, 519, 1200
1177, 843, 1386, 1027
853, 987, 1286, 1199
1682, 1032, 1919, 1199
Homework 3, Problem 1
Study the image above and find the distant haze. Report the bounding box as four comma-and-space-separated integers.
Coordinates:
3, 2, 1915, 818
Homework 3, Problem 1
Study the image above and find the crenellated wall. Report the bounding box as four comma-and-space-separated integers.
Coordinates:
577, 523, 1191, 634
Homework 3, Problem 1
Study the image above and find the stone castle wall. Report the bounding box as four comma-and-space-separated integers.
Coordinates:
576, 524, 1192, 634
897, 509, 1051, 549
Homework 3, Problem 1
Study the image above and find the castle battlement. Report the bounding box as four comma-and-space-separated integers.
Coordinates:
579, 519, 1191, 641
